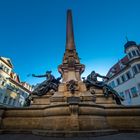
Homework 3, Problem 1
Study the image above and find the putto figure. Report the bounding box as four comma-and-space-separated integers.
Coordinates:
84, 71, 124, 104
32, 71, 61, 96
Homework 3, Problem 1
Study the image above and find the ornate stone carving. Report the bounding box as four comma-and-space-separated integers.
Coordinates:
66, 80, 78, 94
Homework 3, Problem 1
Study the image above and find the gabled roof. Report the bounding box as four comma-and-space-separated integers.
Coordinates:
0, 57, 13, 68
10, 72, 32, 92
10, 72, 21, 83
106, 55, 129, 78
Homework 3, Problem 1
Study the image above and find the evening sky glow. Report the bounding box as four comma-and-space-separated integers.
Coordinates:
0, 0, 140, 85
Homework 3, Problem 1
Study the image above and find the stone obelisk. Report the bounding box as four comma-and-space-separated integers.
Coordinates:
58, 10, 85, 83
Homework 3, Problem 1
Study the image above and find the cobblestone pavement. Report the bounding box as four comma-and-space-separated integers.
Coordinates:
0, 133, 140, 140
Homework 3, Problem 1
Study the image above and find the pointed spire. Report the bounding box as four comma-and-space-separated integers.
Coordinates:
66, 9, 76, 50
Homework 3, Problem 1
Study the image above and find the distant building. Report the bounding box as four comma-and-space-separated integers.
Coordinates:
106, 41, 140, 105
0, 57, 33, 107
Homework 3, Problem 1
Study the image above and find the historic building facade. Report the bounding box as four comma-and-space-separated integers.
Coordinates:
106, 41, 140, 105
0, 57, 33, 107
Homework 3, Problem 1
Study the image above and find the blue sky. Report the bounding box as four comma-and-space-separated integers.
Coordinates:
0, 0, 140, 85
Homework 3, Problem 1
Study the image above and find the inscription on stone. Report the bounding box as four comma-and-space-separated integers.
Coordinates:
67, 96, 80, 104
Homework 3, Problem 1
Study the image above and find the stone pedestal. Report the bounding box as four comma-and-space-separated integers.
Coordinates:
94, 88, 116, 106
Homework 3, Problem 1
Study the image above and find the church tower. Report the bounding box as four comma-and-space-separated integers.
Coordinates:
124, 40, 140, 60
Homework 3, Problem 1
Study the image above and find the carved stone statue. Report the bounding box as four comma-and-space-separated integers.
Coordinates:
84, 71, 124, 104
66, 80, 78, 94
32, 71, 61, 96
86, 71, 109, 87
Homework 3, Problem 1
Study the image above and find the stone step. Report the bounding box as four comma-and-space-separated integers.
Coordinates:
0, 129, 119, 137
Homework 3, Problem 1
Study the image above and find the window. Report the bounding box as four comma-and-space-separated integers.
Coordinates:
137, 64, 140, 71
24, 93, 28, 98
121, 75, 125, 82
126, 71, 131, 80
8, 97, 12, 105
137, 83, 140, 95
13, 99, 16, 106
124, 89, 132, 105
0, 64, 4, 70
116, 78, 121, 85
21, 92, 25, 97
132, 50, 137, 56
6, 68, 9, 73
19, 101, 23, 107
109, 81, 115, 88
136, 50, 140, 56
132, 65, 138, 74
130, 87, 138, 97
119, 92, 125, 98
3, 96, 8, 104
108, 83, 111, 87
0, 92, 2, 99
2, 81, 5, 86
14, 75, 16, 80
125, 89, 131, 99
128, 52, 132, 59
111, 81, 115, 88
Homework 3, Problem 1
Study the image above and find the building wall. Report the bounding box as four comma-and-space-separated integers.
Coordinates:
0, 57, 32, 107
107, 60, 140, 106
